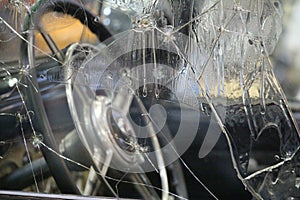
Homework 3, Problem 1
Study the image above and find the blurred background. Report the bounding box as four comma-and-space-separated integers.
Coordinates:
1, 0, 300, 102
0, 0, 300, 199
273, 0, 300, 101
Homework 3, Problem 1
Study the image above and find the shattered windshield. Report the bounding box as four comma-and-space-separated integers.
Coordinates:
0, 0, 299, 199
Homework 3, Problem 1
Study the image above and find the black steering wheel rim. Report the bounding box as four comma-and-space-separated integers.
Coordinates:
20, 0, 112, 194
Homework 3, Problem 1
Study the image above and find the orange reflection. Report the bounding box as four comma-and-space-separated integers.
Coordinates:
35, 12, 99, 55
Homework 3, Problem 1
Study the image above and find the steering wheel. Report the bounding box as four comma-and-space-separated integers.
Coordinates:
21, 0, 187, 198
19, 0, 112, 194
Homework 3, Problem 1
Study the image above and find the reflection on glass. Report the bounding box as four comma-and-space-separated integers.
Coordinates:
0, 0, 299, 199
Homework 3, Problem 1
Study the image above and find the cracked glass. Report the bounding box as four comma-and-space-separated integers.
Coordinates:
0, 0, 299, 199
